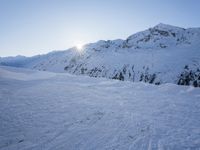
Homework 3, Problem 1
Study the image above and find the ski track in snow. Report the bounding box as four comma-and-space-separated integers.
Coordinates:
0, 66, 200, 150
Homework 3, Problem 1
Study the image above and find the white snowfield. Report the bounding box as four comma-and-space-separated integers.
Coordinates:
0, 66, 200, 150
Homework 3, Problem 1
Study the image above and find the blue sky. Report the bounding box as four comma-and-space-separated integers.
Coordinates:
1, 0, 200, 56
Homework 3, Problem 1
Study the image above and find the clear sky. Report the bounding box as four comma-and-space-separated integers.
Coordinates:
1, 0, 200, 56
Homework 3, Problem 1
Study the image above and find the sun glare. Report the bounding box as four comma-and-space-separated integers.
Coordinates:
76, 44, 83, 51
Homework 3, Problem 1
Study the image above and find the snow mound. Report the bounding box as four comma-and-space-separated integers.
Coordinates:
0, 66, 55, 81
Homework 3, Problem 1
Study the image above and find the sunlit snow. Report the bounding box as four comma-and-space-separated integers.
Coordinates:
0, 66, 200, 150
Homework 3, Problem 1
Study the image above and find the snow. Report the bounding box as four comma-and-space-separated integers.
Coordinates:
0, 66, 200, 150
1, 24, 200, 86
0, 66, 55, 81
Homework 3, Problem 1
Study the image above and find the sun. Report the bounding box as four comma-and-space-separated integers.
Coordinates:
76, 43, 83, 51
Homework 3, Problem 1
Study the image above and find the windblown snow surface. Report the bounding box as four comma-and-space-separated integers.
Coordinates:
0, 66, 200, 150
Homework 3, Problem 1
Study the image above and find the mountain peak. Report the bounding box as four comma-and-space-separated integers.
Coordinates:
153, 23, 185, 30
0, 23, 200, 87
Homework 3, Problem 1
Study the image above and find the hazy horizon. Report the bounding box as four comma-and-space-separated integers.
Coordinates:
1, 0, 200, 57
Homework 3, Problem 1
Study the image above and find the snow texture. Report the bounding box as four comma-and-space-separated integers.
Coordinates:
0, 66, 200, 150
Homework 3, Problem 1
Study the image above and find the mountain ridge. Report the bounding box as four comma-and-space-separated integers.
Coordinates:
1, 23, 200, 87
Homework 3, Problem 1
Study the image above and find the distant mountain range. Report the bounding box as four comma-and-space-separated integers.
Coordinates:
1, 23, 200, 87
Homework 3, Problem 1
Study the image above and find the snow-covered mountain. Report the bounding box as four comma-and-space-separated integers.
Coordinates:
1, 23, 200, 87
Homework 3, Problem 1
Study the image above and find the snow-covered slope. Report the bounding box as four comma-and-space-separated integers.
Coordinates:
0, 66, 200, 150
1, 23, 200, 86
